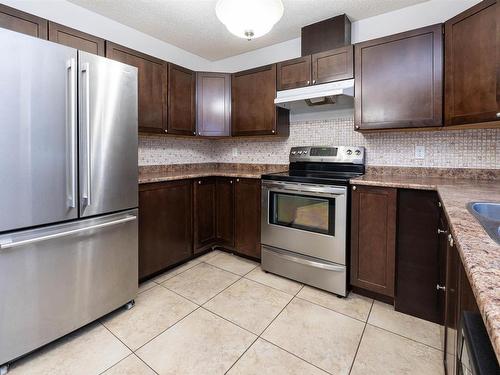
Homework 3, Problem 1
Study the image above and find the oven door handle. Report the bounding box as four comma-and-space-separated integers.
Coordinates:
272, 250, 345, 272
263, 182, 346, 196
264, 185, 345, 198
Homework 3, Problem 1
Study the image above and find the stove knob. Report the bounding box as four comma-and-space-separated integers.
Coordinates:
355, 150, 361, 156
346, 149, 352, 155
303, 150, 308, 154
291, 151, 296, 155
298, 151, 302, 155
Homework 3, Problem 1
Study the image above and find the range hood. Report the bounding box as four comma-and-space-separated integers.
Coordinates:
274, 79, 354, 109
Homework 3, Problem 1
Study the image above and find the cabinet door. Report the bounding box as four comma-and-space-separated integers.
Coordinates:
196, 72, 231, 136
48, 22, 104, 56
277, 56, 312, 90
234, 178, 261, 259
354, 24, 443, 130
0, 4, 47, 39
216, 177, 235, 247
193, 177, 217, 253
106, 42, 167, 134
312, 45, 353, 85
444, 0, 499, 125
395, 190, 443, 324
444, 233, 459, 375
232, 64, 289, 136
139, 181, 192, 279
351, 185, 397, 297
168, 63, 196, 136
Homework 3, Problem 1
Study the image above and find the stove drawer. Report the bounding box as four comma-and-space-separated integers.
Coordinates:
261, 245, 347, 297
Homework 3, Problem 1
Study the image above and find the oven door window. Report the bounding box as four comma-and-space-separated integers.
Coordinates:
269, 191, 335, 235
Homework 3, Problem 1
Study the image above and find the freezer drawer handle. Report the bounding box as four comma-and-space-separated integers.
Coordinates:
266, 248, 345, 272
0, 215, 137, 250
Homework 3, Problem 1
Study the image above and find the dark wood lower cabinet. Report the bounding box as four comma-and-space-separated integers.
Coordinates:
350, 185, 397, 297
193, 177, 216, 253
139, 180, 192, 280
216, 177, 235, 247
395, 190, 444, 324
234, 178, 261, 259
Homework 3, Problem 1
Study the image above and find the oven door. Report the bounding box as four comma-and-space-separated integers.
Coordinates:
261, 180, 347, 264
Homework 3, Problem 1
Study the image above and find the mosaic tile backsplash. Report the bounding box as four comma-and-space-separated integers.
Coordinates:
139, 118, 500, 169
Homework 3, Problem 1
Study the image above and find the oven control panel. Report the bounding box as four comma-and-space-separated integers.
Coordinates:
289, 146, 365, 164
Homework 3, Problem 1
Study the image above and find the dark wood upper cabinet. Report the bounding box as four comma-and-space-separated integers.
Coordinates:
277, 56, 312, 90
354, 24, 443, 130
301, 15, 351, 56
139, 180, 192, 280
106, 42, 167, 134
196, 72, 231, 136
232, 64, 289, 136
193, 177, 217, 253
216, 177, 235, 247
168, 63, 196, 136
48, 21, 104, 56
350, 185, 397, 297
312, 45, 353, 85
444, 0, 499, 126
234, 178, 261, 259
395, 190, 443, 324
0, 4, 47, 39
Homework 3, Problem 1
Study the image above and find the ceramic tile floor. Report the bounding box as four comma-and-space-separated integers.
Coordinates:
8, 250, 445, 375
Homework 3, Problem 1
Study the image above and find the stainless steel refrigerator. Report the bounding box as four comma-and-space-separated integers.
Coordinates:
0, 29, 139, 367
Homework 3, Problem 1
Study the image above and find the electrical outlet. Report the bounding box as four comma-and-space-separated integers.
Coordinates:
415, 145, 425, 159
232, 147, 239, 157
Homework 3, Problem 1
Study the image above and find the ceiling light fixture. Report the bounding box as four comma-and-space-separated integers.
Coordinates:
215, 0, 284, 41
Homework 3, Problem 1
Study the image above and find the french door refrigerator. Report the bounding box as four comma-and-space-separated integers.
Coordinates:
0, 29, 139, 367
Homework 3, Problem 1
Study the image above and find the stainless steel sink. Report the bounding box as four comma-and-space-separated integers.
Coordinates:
467, 202, 500, 245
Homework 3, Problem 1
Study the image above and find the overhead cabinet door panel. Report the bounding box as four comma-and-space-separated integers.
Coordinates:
168, 63, 196, 136
354, 24, 443, 130
105, 42, 167, 133
0, 4, 47, 39
48, 21, 105, 56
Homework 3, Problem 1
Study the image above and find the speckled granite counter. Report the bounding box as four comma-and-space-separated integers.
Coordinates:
139, 163, 288, 184
351, 168, 500, 361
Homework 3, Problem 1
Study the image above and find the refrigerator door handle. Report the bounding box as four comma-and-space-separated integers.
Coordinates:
66, 58, 77, 208
81, 62, 92, 207
0, 215, 137, 250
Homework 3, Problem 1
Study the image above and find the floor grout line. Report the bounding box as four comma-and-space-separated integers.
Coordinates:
348, 300, 373, 374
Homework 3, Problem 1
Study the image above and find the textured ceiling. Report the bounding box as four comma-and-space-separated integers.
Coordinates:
68, 0, 429, 61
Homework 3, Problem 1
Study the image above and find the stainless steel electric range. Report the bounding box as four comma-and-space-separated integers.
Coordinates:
261, 146, 365, 297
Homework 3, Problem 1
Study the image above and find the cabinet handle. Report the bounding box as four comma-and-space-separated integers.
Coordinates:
352, 186, 357, 191
271, 129, 275, 134
164, 129, 168, 133
306, 80, 310, 85
437, 228, 447, 234
496, 112, 500, 118
230, 180, 233, 184
448, 234, 454, 247
198, 180, 202, 185
236, 178, 240, 182
436, 284, 446, 292
193, 131, 196, 135
355, 125, 360, 130
312, 79, 316, 84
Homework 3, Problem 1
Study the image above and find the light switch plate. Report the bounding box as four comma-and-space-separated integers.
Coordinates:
232, 147, 239, 157
415, 145, 425, 159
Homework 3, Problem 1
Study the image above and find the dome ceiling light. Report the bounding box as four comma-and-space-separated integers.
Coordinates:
215, 0, 284, 41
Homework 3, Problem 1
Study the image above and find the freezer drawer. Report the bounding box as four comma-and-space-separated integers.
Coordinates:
0, 210, 138, 365
79, 51, 138, 217
261, 245, 347, 296
0, 29, 78, 232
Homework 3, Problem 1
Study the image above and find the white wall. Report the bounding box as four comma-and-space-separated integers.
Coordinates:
1, 0, 211, 70
2, 0, 482, 72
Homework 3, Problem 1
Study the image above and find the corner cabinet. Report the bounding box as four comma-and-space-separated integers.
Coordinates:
232, 64, 289, 136
196, 72, 231, 136
354, 24, 443, 130
444, 0, 499, 126
193, 177, 217, 253
350, 185, 397, 297
48, 21, 105, 56
106, 42, 167, 134
0, 4, 47, 39
139, 180, 193, 279
168, 63, 196, 136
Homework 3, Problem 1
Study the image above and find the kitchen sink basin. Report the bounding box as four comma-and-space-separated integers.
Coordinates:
467, 202, 500, 245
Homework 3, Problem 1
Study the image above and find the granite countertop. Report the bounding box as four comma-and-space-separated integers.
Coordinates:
351, 171, 500, 362
138, 163, 288, 184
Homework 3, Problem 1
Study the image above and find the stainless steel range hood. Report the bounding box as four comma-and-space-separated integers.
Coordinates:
274, 79, 354, 109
